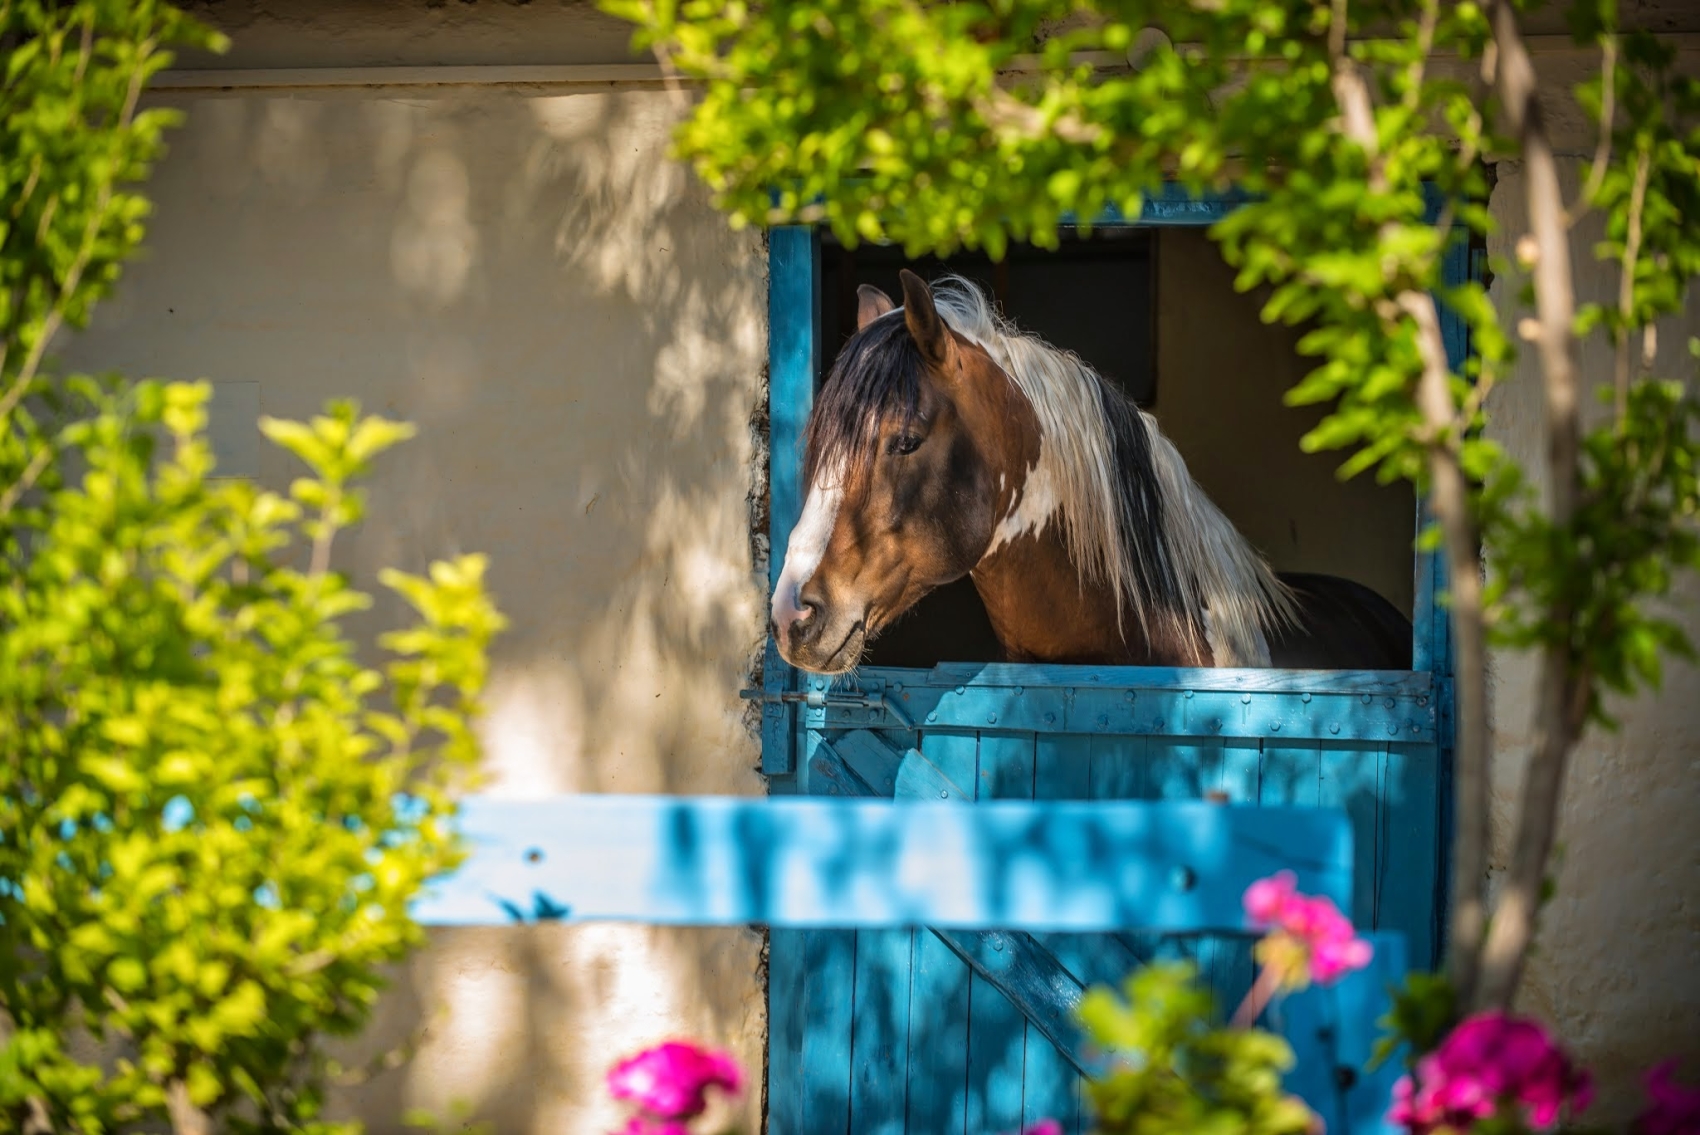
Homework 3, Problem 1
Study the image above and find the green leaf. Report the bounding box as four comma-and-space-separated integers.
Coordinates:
79, 755, 145, 794
259, 416, 329, 470
0, 10, 505, 1109
345, 416, 418, 464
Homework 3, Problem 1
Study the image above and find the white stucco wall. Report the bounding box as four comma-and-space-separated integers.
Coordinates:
62, 78, 770, 1134
54, 2, 1700, 1128
1484, 159, 1700, 1122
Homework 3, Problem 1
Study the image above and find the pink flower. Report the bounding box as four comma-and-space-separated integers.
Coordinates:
1244, 870, 1299, 924
999, 1122, 1062, 1135
1243, 872, 1373, 987
1633, 1060, 1700, 1135
613, 1119, 690, 1135
606, 1040, 743, 1121
1388, 1012, 1592, 1133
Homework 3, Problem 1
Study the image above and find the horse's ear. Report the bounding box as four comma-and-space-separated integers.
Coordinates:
856, 284, 895, 330
899, 269, 951, 366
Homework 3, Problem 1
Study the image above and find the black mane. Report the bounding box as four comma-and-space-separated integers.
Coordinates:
803, 313, 922, 492
1092, 377, 1186, 622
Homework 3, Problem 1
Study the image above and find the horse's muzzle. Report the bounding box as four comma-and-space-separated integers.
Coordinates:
775, 602, 865, 674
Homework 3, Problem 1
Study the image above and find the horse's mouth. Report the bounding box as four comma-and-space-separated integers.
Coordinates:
817, 620, 867, 674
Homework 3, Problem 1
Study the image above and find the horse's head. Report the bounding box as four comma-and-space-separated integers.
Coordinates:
771, 270, 1037, 674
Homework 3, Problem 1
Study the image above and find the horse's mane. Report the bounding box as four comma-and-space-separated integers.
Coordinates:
802, 274, 1295, 665
930, 276, 1295, 665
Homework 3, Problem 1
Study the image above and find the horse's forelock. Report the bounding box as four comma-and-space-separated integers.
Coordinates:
803, 315, 924, 498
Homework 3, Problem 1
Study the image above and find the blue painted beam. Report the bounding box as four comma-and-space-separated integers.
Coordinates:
1062, 183, 1254, 228
413, 794, 1353, 931
913, 664, 1432, 696
800, 669, 1437, 744
774, 182, 1250, 232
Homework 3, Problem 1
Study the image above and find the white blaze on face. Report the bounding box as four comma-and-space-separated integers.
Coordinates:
772, 463, 845, 631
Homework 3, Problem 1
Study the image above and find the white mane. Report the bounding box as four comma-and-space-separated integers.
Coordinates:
928, 275, 1295, 665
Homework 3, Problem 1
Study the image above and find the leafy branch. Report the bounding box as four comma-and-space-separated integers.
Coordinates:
607, 0, 1700, 1034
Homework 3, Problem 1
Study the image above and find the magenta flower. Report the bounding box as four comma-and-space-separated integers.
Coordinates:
613, 1119, 691, 1135
1633, 1060, 1700, 1135
1005, 1122, 1062, 1135
606, 1040, 743, 1122
1243, 871, 1373, 987
1244, 870, 1299, 924
1388, 1012, 1592, 1133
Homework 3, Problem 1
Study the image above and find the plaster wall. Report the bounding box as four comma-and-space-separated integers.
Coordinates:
60, 81, 770, 1134
56, 0, 1700, 1128
1484, 160, 1700, 1121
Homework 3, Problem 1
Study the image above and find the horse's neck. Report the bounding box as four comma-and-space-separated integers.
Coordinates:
969, 523, 1211, 667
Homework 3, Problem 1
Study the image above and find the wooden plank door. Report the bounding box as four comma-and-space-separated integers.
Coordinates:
768, 666, 1442, 1135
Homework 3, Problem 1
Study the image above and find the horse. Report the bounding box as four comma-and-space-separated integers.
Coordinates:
770, 269, 1413, 676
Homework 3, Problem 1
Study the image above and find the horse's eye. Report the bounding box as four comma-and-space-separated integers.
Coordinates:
889, 433, 924, 457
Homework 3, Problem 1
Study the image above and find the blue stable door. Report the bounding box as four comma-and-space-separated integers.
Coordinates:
759, 188, 1466, 1135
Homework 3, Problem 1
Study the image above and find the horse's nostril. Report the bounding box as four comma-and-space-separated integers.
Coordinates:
784, 597, 825, 647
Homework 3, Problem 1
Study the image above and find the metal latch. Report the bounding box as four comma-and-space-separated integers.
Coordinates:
739, 687, 914, 729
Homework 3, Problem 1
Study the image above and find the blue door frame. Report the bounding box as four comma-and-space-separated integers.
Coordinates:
761, 185, 1466, 1134
761, 185, 1464, 774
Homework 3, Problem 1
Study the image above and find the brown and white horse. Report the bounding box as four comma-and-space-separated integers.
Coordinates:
771, 269, 1412, 675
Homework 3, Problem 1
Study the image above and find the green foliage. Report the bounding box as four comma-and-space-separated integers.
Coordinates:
608, 0, 1700, 724
1371, 971, 1457, 1071
0, 385, 503, 1134
1078, 962, 1316, 1135
0, 0, 227, 534
0, 0, 223, 340
1483, 378, 1700, 724
611, 0, 1700, 1098
0, 3, 506, 1132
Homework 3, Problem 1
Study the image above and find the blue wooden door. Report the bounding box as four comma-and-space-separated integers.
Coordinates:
765, 668, 1440, 1134
760, 192, 1464, 1133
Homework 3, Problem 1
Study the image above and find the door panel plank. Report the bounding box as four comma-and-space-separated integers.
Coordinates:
907, 730, 980, 1135
850, 929, 914, 1135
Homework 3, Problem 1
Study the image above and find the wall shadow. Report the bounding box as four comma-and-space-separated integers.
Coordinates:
64, 82, 772, 1134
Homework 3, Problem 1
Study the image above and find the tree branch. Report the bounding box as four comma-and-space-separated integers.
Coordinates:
1615, 146, 1651, 425
1325, 0, 1394, 205
165, 1079, 210, 1135
308, 493, 340, 579
1567, 35, 1617, 227
1400, 290, 1490, 1006
1474, 0, 1586, 1012
649, 39, 693, 115
1330, 0, 1493, 1003
0, 441, 55, 517
21, 1096, 52, 1135
0, 44, 152, 428
1401, 0, 1439, 115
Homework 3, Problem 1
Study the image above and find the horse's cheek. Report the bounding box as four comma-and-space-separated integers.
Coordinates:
939, 437, 996, 567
